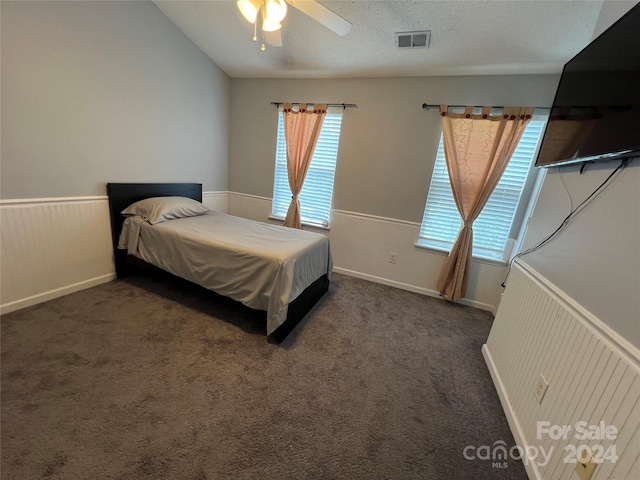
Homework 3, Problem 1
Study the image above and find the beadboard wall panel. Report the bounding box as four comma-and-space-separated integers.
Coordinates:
1, 192, 230, 314
202, 191, 229, 213
483, 259, 640, 480
1, 198, 115, 314
228, 192, 272, 221
2, 191, 509, 315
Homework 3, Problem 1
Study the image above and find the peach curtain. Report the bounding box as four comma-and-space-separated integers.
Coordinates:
282, 103, 327, 229
436, 105, 534, 301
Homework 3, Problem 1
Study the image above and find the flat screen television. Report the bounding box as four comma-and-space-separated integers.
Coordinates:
535, 3, 640, 168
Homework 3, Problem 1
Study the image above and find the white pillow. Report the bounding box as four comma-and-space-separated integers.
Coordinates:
121, 196, 210, 225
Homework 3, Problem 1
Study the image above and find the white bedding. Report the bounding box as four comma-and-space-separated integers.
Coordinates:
118, 212, 332, 335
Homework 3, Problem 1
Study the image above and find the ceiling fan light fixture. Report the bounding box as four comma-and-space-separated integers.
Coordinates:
238, 0, 350, 50
265, 0, 287, 23
237, 0, 260, 24
262, 18, 282, 32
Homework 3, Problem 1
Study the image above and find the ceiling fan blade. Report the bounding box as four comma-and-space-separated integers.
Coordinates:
264, 29, 283, 47
288, 0, 351, 36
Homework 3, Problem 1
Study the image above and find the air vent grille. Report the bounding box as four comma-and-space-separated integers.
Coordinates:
395, 30, 431, 49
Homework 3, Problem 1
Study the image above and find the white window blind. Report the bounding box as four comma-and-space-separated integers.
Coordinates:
272, 111, 343, 227
418, 119, 546, 260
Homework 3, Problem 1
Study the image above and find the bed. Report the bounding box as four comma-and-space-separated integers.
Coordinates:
106, 183, 331, 342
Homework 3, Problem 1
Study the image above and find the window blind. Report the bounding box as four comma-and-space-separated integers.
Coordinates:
272, 112, 343, 227
418, 119, 546, 260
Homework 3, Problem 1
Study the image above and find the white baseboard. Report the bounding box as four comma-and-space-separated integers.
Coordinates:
482, 344, 541, 480
333, 267, 496, 315
1, 273, 115, 315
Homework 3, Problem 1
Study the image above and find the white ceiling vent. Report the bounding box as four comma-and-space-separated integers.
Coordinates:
395, 30, 431, 49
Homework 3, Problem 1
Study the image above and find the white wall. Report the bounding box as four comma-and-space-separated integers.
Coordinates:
592, 1, 637, 39
1, 198, 115, 313
484, 260, 640, 480
519, 159, 640, 349
513, 0, 640, 350
1, 0, 230, 198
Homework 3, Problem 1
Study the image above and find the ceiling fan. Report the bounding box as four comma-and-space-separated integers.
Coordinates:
237, 0, 352, 50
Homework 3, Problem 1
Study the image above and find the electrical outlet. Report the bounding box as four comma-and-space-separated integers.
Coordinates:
575, 448, 597, 480
534, 374, 548, 404
389, 252, 397, 264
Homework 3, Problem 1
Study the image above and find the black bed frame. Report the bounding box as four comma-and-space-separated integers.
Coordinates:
106, 183, 329, 342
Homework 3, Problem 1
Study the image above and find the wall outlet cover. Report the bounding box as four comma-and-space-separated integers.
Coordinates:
575, 448, 597, 480
534, 374, 549, 404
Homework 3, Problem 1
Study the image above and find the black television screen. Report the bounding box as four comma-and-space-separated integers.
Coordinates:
535, 4, 640, 167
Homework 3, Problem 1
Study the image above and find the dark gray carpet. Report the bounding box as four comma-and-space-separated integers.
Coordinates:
1, 272, 526, 479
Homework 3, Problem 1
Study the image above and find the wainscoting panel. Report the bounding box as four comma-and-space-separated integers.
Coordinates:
227, 192, 509, 313
227, 192, 272, 222
1, 192, 233, 314
0, 198, 115, 314
2, 191, 513, 316
202, 191, 229, 213
483, 259, 640, 480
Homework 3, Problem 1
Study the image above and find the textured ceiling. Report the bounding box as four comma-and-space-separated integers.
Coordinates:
154, 0, 607, 78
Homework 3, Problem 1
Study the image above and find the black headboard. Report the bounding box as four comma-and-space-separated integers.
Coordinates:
106, 183, 203, 278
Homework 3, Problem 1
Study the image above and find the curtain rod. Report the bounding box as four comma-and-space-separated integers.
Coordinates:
271, 102, 358, 109
422, 103, 549, 111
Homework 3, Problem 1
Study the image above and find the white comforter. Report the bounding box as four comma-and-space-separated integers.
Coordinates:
118, 212, 332, 335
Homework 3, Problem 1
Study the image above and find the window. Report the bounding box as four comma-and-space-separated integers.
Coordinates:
271, 109, 343, 227
418, 118, 547, 261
